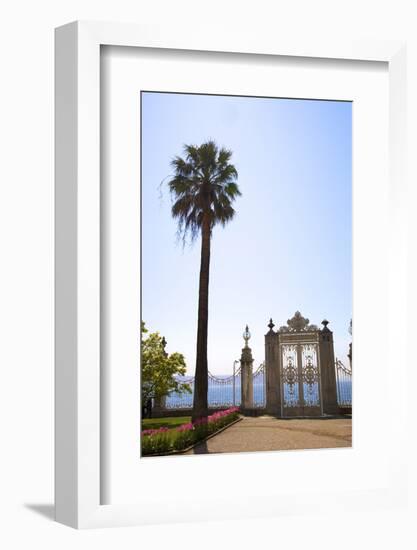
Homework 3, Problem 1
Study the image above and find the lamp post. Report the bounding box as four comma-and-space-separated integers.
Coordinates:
243, 324, 251, 348
240, 324, 254, 410
232, 359, 240, 406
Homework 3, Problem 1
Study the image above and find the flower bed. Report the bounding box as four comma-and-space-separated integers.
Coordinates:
141, 407, 240, 456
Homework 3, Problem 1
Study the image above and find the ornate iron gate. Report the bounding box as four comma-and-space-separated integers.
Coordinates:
335, 358, 352, 408
157, 313, 345, 416
280, 341, 323, 416
164, 362, 266, 410
253, 363, 266, 408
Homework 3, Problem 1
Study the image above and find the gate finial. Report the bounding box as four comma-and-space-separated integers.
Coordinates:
267, 318, 275, 335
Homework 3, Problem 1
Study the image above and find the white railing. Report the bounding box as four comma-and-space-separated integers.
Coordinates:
335, 358, 352, 407
165, 362, 267, 409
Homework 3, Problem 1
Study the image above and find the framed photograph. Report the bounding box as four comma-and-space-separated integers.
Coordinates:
55, 21, 408, 528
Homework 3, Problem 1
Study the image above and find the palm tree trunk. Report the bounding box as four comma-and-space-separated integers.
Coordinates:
192, 216, 211, 421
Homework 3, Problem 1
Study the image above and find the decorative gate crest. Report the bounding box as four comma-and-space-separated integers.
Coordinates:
279, 311, 318, 333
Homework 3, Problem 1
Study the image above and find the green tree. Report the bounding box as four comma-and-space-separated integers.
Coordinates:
167, 141, 240, 420
141, 322, 190, 417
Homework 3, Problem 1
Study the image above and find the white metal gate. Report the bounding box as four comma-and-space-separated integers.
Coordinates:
280, 342, 323, 416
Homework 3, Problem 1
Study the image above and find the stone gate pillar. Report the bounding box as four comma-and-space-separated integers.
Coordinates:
265, 319, 281, 415
319, 320, 339, 415
240, 325, 254, 411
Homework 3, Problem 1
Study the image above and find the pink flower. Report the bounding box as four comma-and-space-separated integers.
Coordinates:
177, 423, 194, 432
193, 417, 208, 427
141, 426, 169, 437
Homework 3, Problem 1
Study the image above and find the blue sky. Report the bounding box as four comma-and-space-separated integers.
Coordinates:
142, 92, 352, 374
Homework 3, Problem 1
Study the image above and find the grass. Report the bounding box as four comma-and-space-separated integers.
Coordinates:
142, 416, 191, 431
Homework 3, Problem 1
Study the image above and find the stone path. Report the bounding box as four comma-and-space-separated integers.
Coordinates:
185, 416, 352, 454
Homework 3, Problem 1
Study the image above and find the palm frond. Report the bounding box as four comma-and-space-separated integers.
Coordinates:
166, 140, 240, 243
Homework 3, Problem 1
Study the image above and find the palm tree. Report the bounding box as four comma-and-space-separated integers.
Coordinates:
168, 141, 240, 421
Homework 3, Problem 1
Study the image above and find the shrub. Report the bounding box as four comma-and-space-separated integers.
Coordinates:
141, 427, 171, 454
141, 407, 240, 456
173, 423, 194, 450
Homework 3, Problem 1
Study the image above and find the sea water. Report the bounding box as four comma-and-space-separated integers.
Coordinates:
165, 374, 352, 409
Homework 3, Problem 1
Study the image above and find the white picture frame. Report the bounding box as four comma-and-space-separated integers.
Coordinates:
55, 21, 407, 529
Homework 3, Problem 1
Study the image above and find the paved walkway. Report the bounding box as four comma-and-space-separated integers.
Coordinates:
185, 416, 352, 454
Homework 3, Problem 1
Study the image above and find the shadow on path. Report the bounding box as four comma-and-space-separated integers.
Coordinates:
190, 440, 209, 454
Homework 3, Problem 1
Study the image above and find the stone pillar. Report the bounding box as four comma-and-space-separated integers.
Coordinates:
319, 320, 338, 415
265, 319, 281, 415
240, 327, 254, 411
